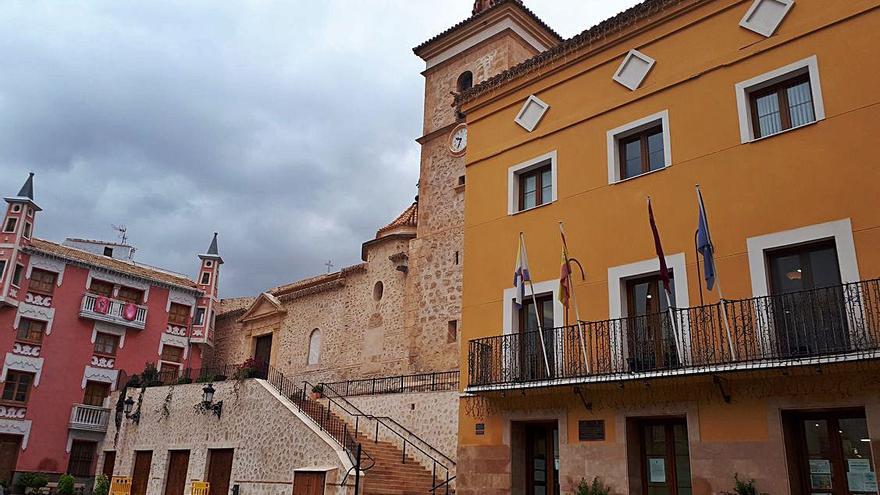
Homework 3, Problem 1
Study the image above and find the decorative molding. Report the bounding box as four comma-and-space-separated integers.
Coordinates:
91, 322, 126, 350
81, 366, 119, 390
0, 419, 31, 449
2, 353, 44, 386
166, 290, 197, 312
23, 293, 52, 307
514, 95, 550, 132
15, 303, 55, 335
159, 333, 190, 360
0, 405, 26, 420
613, 49, 656, 91
166, 325, 187, 337
11, 343, 40, 357
86, 270, 150, 303
90, 356, 115, 369
26, 255, 65, 286
739, 0, 795, 37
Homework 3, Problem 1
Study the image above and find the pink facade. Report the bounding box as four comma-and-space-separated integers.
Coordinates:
0, 174, 218, 482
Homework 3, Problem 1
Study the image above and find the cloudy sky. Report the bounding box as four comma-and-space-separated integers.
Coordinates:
0, 0, 640, 297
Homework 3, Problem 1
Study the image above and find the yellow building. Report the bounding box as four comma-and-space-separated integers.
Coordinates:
455, 0, 880, 494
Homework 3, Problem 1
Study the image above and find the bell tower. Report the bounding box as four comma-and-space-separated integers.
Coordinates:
191, 232, 223, 347
404, 1, 561, 370
0, 173, 41, 307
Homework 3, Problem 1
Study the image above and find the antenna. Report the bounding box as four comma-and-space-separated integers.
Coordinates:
111, 224, 128, 245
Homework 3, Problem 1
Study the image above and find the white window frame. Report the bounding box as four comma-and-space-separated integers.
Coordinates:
739, 0, 795, 37
502, 279, 565, 336
193, 306, 207, 326
507, 151, 558, 215
746, 218, 859, 298
612, 49, 656, 91
514, 95, 550, 132
735, 55, 825, 143
606, 110, 672, 184
607, 253, 691, 369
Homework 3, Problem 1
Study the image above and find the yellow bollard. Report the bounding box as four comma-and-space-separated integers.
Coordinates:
110, 477, 132, 495
191, 481, 210, 495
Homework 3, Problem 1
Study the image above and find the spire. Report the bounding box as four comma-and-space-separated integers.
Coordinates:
17, 173, 34, 200
472, 0, 520, 15
199, 232, 223, 264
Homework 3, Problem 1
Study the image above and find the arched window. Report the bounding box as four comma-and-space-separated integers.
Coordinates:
457, 71, 474, 93
373, 281, 384, 301
307, 329, 321, 365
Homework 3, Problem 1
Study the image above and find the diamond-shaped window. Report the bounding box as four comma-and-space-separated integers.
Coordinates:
740, 0, 795, 37
514, 95, 550, 133
612, 49, 656, 91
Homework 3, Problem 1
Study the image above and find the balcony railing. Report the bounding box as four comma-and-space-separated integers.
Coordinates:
69, 404, 110, 432
80, 293, 148, 330
468, 279, 880, 390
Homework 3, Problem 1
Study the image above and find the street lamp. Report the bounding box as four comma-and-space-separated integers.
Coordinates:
124, 396, 140, 424
201, 383, 222, 419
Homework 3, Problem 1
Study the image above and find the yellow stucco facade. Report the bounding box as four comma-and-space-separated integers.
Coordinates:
456, 1, 880, 494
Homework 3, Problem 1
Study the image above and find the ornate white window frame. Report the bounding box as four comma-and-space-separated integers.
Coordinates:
81, 366, 120, 390
92, 322, 126, 350
2, 353, 44, 386
86, 270, 150, 303
26, 255, 65, 287
15, 303, 55, 335
166, 290, 197, 312
746, 218, 859, 298
158, 333, 190, 361
0, 418, 32, 449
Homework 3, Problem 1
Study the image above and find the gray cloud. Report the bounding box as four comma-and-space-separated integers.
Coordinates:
0, 0, 639, 296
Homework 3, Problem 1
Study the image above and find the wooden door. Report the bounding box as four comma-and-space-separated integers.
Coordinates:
0, 435, 21, 486
524, 422, 559, 495
207, 449, 234, 495
253, 335, 272, 367
638, 418, 692, 495
293, 472, 325, 495
163, 451, 190, 495
518, 294, 555, 380
102, 451, 116, 477
131, 451, 153, 495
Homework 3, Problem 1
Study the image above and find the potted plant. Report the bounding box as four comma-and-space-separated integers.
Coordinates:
14, 473, 48, 495
93, 475, 110, 495
721, 474, 758, 495
577, 477, 610, 495
56, 475, 75, 495
310, 384, 325, 400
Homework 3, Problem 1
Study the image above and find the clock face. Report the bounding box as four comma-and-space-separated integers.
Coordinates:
450, 124, 468, 155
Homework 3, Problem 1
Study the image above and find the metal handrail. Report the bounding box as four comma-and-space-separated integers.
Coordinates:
316, 381, 456, 494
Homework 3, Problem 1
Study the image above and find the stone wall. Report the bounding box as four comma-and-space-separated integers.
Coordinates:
98, 380, 353, 495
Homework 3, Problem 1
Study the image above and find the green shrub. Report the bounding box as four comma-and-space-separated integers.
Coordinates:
732, 474, 758, 495
577, 477, 610, 495
141, 363, 161, 386
177, 377, 193, 385
56, 474, 75, 495
93, 475, 110, 495
15, 473, 48, 493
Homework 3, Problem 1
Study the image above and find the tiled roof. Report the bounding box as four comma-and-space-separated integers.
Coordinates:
26, 238, 201, 291
216, 297, 256, 318
376, 202, 418, 238
270, 264, 368, 298
64, 238, 133, 248
413, 0, 562, 55
458, 0, 701, 105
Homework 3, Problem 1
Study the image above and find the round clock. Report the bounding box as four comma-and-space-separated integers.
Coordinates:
449, 123, 468, 155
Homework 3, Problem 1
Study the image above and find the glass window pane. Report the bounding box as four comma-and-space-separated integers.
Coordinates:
787, 81, 815, 128
523, 191, 537, 210
624, 139, 642, 178
808, 246, 842, 288
756, 93, 782, 136
523, 174, 537, 194
541, 169, 552, 205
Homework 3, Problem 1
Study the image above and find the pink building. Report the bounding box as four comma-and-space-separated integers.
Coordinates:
0, 173, 220, 485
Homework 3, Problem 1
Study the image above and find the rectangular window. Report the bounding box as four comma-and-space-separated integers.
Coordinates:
200, 272, 211, 285
168, 303, 190, 326
619, 125, 665, 180
607, 111, 671, 183
447, 320, 458, 344
735, 55, 825, 143
0, 260, 6, 281
22, 223, 31, 238
68, 440, 97, 477
83, 381, 111, 406
518, 164, 553, 211
94, 332, 119, 356
16, 318, 46, 344
103, 246, 113, 257
28, 268, 57, 295
116, 286, 144, 304
2, 371, 34, 403
193, 307, 206, 326
11, 265, 23, 287
3, 218, 17, 233
749, 74, 815, 139
160, 345, 184, 363
89, 279, 114, 297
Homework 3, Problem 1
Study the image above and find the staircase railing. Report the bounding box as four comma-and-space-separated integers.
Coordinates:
264, 367, 374, 493
317, 381, 456, 495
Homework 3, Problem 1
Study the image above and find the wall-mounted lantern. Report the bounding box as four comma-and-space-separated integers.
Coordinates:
123, 396, 140, 424
200, 383, 223, 419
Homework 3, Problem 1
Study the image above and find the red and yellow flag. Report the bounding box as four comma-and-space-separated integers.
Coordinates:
558, 229, 572, 309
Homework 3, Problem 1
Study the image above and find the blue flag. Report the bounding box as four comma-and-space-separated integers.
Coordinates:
696, 187, 716, 291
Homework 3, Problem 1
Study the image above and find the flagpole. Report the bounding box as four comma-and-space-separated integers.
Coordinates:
560, 222, 590, 373
521, 232, 552, 378
647, 197, 684, 364
696, 185, 736, 361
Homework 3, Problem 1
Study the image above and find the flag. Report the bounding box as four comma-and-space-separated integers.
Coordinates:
558, 230, 572, 309
513, 234, 531, 306
648, 198, 672, 295
696, 187, 716, 291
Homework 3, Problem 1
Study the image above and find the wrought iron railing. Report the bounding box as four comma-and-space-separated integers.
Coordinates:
468, 279, 880, 388
322, 370, 460, 397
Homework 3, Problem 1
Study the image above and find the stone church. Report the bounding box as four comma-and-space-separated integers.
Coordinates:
99, 2, 562, 494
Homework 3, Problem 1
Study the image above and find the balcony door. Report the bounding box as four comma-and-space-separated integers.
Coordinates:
518, 294, 555, 381
767, 240, 848, 357
626, 274, 679, 372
